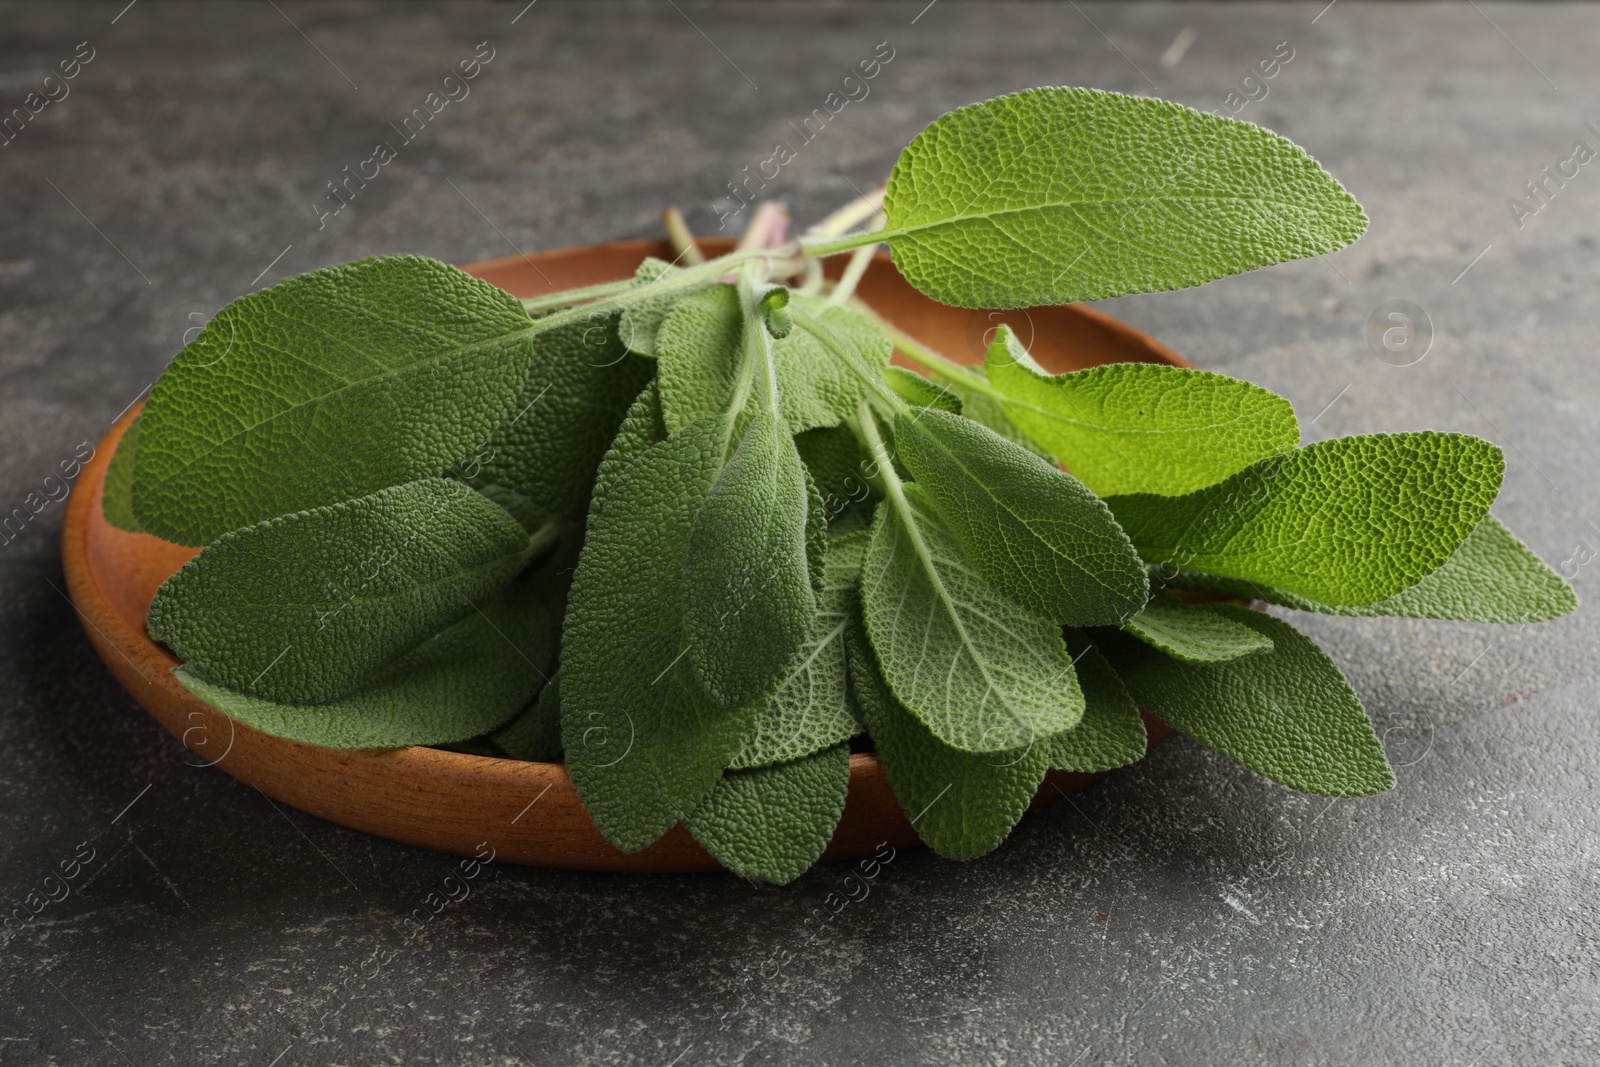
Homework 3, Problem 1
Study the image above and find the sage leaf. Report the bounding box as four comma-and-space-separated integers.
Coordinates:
730, 530, 866, 770
657, 286, 891, 435
894, 407, 1148, 626
879, 87, 1367, 309
884, 366, 962, 413
683, 744, 850, 884
467, 312, 653, 519
617, 257, 711, 358
590, 380, 668, 525
133, 255, 534, 546
561, 418, 759, 852
1109, 432, 1504, 606
1044, 633, 1147, 772
1095, 605, 1395, 796
101, 412, 144, 533
795, 424, 878, 531
928, 364, 1054, 461
1172, 514, 1577, 624
149, 478, 543, 704
682, 409, 817, 708
847, 614, 1048, 860
493, 668, 564, 762
175, 574, 561, 749
984, 327, 1300, 496
861, 481, 1084, 753
1120, 590, 1273, 664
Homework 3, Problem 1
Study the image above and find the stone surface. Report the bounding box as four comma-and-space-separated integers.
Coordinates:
2, 2, 1598, 1064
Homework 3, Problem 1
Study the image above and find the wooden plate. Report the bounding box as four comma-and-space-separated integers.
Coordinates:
61, 239, 1186, 873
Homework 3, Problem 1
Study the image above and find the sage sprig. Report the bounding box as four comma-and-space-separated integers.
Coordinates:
108, 87, 1573, 884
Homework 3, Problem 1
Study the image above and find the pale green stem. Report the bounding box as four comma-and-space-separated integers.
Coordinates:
805, 185, 885, 240
826, 212, 886, 308
662, 206, 706, 264
520, 278, 633, 313
797, 256, 825, 296
735, 263, 780, 419
519, 247, 772, 337
851, 397, 907, 507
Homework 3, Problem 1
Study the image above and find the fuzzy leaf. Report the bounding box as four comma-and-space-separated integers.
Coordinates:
1109, 433, 1504, 607
561, 418, 759, 852
683, 744, 850, 884
493, 668, 564, 762
1095, 605, 1395, 796
589, 380, 668, 525
847, 616, 1047, 860
682, 410, 817, 709
657, 287, 891, 435
466, 313, 653, 519
884, 366, 961, 413
175, 575, 560, 749
731, 531, 866, 770
102, 413, 144, 533
795, 424, 878, 531
927, 364, 1055, 461
617, 257, 711, 358
861, 482, 1083, 752
149, 478, 543, 704
984, 328, 1300, 496
880, 87, 1367, 309
1044, 633, 1147, 772
1173, 514, 1577, 624
1121, 590, 1273, 664
133, 255, 534, 546
894, 407, 1148, 626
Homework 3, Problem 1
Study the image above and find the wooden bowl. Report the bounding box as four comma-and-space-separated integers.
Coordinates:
62, 239, 1187, 873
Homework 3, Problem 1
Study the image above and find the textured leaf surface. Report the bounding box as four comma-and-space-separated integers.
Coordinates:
134, 255, 533, 545
1109, 433, 1504, 606
617, 257, 711, 358
885, 366, 962, 413
861, 483, 1083, 752
589, 380, 667, 526
927, 365, 1054, 461
894, 407, 1148, 625
683, 745, 850, 884
493, 668, 564, 761
731, 531, 866, 770
1121, 591, 1273, 663
468, 313, 653, 519
984, 329, 1300, 496
796, 425, 878, 531
847, 617, 1047, 860
149, 478, 538, 704
102, 412, 143, 532
1095, 606, 1394, 796
657, 287, 890, 435
1044, 634, 1147, 772
175, 576, 559, 749
683, 410, 817, 708
880, 87, 1367, 309
561, 419, 758, 852
1173, 514, 1577, 623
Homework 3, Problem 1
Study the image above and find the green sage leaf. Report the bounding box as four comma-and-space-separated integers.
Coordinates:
847, 615, 1048, 860
174, 574, 560, 749
1095, 605, 1395, 796
133, 255, 534, 545
683, 744, 850, 884
861, 482, 1083, 753
880, 87, 1367, 309
1120, 590, 1273, 664
984, 328, 1300, 496
1044, 633, 1147, 772
730, 531, 866, 770
465, 313, 653, 519
561, 418, 759, 852
1172, 514, 1577, 624
884, 366, 961, 413
102, 413, 144, 533
894, 407, 1148, 626
1108, 432, 1504, 607
148, 478, 543, 704
493, 668, 564, 762
617, 257, 712, 358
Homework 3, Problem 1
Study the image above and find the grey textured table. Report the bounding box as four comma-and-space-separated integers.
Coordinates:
3, 2, 1598, 1064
